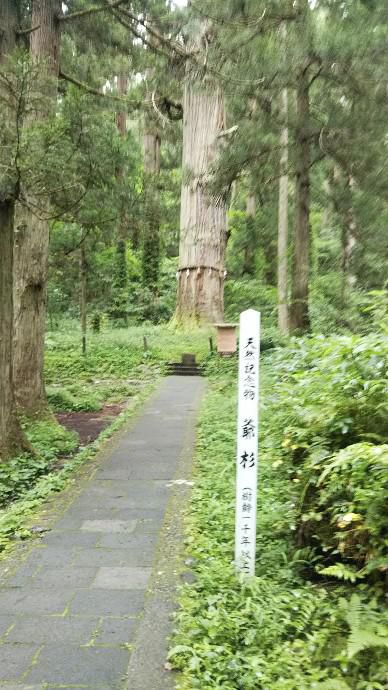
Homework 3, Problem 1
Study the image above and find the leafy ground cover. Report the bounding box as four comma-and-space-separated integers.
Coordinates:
169, 334, 388, 690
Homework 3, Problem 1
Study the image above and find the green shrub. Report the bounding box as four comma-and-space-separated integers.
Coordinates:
170, 332, 388, 689
0, 421, 78, 508
315, 443, 388, 576
263, 333, 388, 577
46, 386, 102, 412
224, 278, 277, 323
25, 420, 78, 460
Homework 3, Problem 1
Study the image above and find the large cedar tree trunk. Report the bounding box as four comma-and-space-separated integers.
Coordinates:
142, 116, 161, 293
13, 0, 61, 416
175, 84, 227, 324
0, 2, 28, 459
277, 86, 289, 334
0, 201, 27, 459
290, 61, 311, 332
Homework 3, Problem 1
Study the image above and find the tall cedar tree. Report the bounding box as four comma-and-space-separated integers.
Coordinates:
175, 19, 228, 324
0, 0, 29, 459
13, 0, 61, 416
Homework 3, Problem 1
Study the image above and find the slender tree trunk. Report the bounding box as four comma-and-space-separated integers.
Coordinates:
116, 74, 128, 137
13, 0, 61, 416
142, 116, 161, 294
80, 245, 87, 355
277, 86, 289, 335
341, 176, 357, 305
115, 73, 129, 241
175, 81, 227, 324
0, 1, 29, 460
243, 192, 256, 276
290, 61, 311, 333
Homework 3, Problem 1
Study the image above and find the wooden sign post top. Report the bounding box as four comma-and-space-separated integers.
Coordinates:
214, 323, 238, 356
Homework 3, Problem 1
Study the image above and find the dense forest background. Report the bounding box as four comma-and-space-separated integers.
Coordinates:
2, 0, 386, 342
1, 0, 388, 459
43, 0, 388, 336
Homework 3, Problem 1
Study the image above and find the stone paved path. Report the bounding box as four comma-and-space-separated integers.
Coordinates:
0, 376, 205, 690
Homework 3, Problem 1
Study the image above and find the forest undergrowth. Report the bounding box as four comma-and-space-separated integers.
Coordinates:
169, 332, 388, 690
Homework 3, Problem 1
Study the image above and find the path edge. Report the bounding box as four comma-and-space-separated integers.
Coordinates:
124, 378, 206, 690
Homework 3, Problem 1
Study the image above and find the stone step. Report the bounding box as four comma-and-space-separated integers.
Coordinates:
166, 363, 203, 376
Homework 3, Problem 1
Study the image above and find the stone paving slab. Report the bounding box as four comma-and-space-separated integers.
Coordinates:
91, 566, 152, 590
69, 586, 145, 617
81, 519, 137, 533
72, 547, 154, 568
0, 614, 15, 637
0, 589, 73, 615
97, 533, 157, 549
94, 617, 138, 645
0, 685, 43, 690
6, 615, 100, 644
25, 645, 130, 686
0, 376, 205, 689
0, 644, 39, 682
33, 565, 98, 589
41, 529, 100, 548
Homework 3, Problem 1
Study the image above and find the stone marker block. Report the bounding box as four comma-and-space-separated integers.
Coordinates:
182, 353, 196, 366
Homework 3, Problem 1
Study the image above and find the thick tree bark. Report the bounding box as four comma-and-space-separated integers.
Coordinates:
0, 0, 17, 54
175, 83, 227, 324
290, 62, 311, 333
0, 201, 28, 460
0, 1, 29, 460
13, 0, 61, 416
142, 116, 161, 293
277, 86, 289, 335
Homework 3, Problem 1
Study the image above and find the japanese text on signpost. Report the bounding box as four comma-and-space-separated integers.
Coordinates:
235, 309, 260, 575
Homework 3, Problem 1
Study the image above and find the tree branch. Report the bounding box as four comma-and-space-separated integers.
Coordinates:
59, 70, 181, 117
17, 24, 40, 36
111, 9, 174, 60
59, 70, 117, 99
115, 7, 190, 58
58, 0, 129, 23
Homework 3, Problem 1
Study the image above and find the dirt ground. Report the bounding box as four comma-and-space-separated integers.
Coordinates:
56, 404, 124, 446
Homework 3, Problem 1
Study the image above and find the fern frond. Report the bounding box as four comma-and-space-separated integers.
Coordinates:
348, 628, 388, 658
315, 680, 352, 690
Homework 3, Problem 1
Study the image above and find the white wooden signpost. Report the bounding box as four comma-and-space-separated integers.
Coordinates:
235, 309, 260, 576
